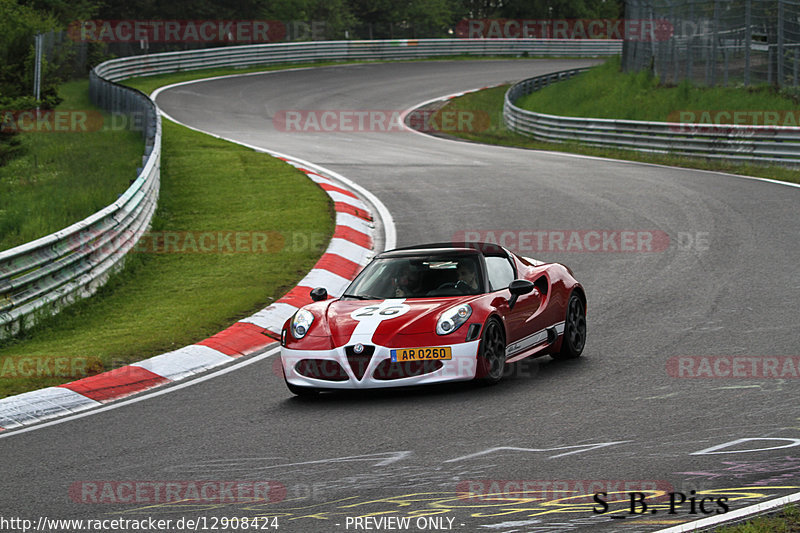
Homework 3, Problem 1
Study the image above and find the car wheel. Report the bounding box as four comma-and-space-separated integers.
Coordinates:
553, 292, 586, 360
476, 318, 506, 385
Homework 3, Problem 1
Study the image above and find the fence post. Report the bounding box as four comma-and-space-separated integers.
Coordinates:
710, 0, 719, 86
723, 45, 728, 86
777, 0, 785, 87
768, 46, 773, 84
33, 33, 43, 102
745, 0, 751, 86
670, 2, 678, 84
687, 0, 695, 80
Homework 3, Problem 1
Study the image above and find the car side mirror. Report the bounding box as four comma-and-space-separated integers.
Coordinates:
310, 287, 328, 302
507, 279, 534, 310
509, 279, 534, 296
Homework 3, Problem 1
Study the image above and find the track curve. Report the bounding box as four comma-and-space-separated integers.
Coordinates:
2, 59, 799, 532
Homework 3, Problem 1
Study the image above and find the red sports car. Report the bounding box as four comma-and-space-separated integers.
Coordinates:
279, 242, 586, 395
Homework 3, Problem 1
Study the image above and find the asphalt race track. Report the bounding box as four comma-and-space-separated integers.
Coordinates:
2, 59, 799, 533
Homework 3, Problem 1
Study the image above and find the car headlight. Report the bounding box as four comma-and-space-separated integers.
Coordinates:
291, 309, 314, 339
436, 304, 472, 335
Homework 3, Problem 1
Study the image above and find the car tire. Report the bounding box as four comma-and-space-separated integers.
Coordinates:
475, 318, 506, 385
553, 292, 586, 360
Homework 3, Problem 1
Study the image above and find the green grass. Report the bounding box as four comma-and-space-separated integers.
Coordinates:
0, 80, 144, 251
438, 78, 800, 184
518, 57, 800, 122
715, 504, 800, 532
0, 118, 333, 398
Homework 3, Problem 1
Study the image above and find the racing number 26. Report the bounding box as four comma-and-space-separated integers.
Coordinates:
353, 305, 404, 318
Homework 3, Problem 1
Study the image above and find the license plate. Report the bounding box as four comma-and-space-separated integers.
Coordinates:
391, 346, 452, 362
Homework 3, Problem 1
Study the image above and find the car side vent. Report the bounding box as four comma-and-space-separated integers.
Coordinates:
534, 276, 548, 296
466, 323, 482, 342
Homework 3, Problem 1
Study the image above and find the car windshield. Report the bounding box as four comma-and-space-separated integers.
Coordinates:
342, 255, 484, 299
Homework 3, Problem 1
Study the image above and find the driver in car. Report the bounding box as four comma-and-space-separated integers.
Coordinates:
393, 262, 421, 297
456, 260, 479, 292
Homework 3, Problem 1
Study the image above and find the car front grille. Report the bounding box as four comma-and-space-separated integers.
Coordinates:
345, 345, 375, 381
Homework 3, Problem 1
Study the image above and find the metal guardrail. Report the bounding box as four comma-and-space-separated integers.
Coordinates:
92, 39, 622, 82
0, 38, 620, 338
0, 73, 160, 338
504, 68, 800, 166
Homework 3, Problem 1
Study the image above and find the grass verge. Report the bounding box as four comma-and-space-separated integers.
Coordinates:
0, 117, 333, 399
715, 503, 800, 532
517, 57, 800, 122
437, 82, 800, 184
0, 80, 144, 251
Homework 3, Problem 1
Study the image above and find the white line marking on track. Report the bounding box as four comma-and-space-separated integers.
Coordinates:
444, 441, 632, 462
652, 490, 800, 533
0, 346, 280, 440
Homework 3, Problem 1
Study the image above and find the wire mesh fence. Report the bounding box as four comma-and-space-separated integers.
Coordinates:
623, 0, 800, 88
37, 29, 91, 79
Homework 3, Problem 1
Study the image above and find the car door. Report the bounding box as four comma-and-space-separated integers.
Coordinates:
485, 255, 543, 353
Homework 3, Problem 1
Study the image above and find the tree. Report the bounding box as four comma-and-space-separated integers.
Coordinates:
497, 0, 623, 19
19, 0, 98, 25
263, 0, 357, 40
1, 0, 61, 164
1, 0, 59, 99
